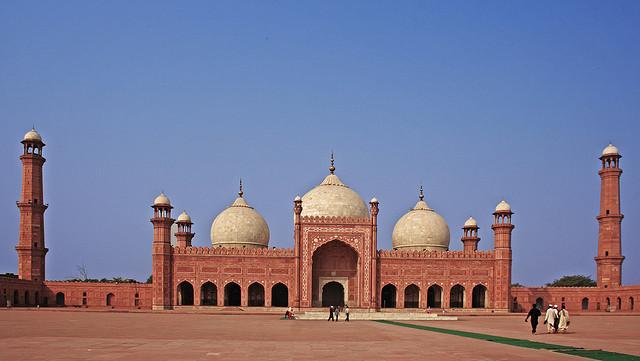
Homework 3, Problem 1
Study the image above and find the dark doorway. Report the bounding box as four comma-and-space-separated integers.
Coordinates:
450, 285, 465, 308
381, 284, 397, 308
177, 282, 194, 306
224, 282, 241, 306
201, 282, 217, 306
582, 298, 589, 310
106, 293, 115, 306
427, 285, 442, 308
312, 240, 358, 307
404, 284, 420, 308
35, 291, 39, 306
24, 291, 30, 306
55, 292, 65, 306
322, 282, 344, 307
472, 285, 487, 308
248, 283, 265, 306
13, 290, 19, 306
271, 283, 288, 307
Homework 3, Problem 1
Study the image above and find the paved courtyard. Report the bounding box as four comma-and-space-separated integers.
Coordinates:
0, 310, 638, 360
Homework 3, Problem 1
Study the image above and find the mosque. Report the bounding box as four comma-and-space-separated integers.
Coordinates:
0, 129, 638, 313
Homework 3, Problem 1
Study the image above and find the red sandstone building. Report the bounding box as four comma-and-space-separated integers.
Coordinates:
1, 130, 638, 312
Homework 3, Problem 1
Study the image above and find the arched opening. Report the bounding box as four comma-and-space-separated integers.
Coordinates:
24, 291, 30, 306
13, 290, 19, 305
535, 297, 544, 310
106, 293, 115, 306
224, 282, 241, 306
201, 282, 217, 306
381, 284, 397, 308
134, 293, 140, 307
34, 291, 39, 306
82, 291, 87, 306
248, 283, 265, 307
427, 285, 443, 308
404, 284, 420, 308
312, 240, 358, 307
177, 281, 194, 306
472, 285, 487, 308
582, 297, 589, 310
450, 285, 465, 308
617, 297, 622, 311
607, 297, 611, 311
630, 297, 634, 311
55, 292, 65, 306
271, 283, 288, 307
322, 282, 345, 307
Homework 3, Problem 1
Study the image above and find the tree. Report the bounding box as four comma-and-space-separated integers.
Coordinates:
511, 283, 524, 287
76, 264, 89, 281
546, 275, 596, 287
146, 275, 153, 284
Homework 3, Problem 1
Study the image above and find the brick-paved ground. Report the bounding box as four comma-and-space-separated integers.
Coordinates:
0, 309, 638, 360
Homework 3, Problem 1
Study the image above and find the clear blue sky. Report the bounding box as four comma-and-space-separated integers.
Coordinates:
1, 1, 639, 286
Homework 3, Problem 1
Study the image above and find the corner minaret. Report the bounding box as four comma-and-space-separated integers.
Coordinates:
151, 192, 174, 310
461, 217, 480, 252
492, 200, 514, 312
16, 128, 48, 282
595, 144, 624, 288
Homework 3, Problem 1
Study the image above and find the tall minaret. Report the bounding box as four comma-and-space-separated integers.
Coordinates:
492, 200, 514, 312
16, 128, 48, 282
151, 192, 174, 310
595, 144, 624, 288
175, 211, 194, 248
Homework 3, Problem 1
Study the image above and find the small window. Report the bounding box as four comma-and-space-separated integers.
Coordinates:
606, 210, 610, 215
605, 251, 609, 256
34, 242, 38, 247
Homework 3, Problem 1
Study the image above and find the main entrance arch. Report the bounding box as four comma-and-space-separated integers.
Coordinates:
312, 240, 358, 307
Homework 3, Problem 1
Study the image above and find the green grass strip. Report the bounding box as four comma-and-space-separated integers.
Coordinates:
375, 320, 640, 361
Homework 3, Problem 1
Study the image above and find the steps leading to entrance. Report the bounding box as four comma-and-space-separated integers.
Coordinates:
297, 311, 457, 321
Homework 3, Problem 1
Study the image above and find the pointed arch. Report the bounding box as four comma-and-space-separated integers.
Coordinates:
271, 283, 288, 307
381, 284, 397, 308
177, 281, 194, 306
224, 282, 241, 306
106, 293, 115, 306
472, 284, 487, 308
248, 282, 265, 307
55, 292, 65, 306
201, 282, 217, 306
404, 284, 420, 308
450, 284, 465, 308
427, 284, 443, 308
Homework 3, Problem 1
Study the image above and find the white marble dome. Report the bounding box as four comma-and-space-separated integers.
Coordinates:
300, 172, 369, 218
177, 211, 191, 223
464, 217, 477, 227
23, 128, 42, 142
602, 143, 620, 156
495, 200, 511, 212
153, 192, 171, 206
392, 196, 450, 251
210, 195, 269, 248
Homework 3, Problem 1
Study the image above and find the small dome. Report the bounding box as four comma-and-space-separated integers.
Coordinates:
370, 197, 379, 204
177, 211, 191, 223
464, 217, 477, 227
392, 196, 450, 251
153, 192, 171, 206
301, 174, 369, 218
210, 194, 269, 248
602, 143, 620, 156
23, 128, 42, 142
495, 200, 511, 212
294, 195, 302, 202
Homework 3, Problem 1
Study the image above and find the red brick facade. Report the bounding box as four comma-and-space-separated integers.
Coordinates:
1, 133, 638, 312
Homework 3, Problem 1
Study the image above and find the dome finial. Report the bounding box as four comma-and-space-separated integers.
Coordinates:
329, 151, 336, 174
419, 185, 424, 201
238, 178, 244, 198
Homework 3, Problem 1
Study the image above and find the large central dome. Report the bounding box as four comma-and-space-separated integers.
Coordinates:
300, 157, 369, 218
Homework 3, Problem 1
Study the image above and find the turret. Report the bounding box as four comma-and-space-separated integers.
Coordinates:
595, 144, 624, 288
16, 128, 48, 282
151, 192, 174, 310
175, 211, 194, 248
492, 200, 514, 311
461, 217, 480, 252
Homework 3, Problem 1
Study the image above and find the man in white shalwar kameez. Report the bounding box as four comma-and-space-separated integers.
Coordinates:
558, 305, 570, 332
544, 304, 557, 333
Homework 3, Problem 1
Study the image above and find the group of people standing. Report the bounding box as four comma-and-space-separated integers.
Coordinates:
327, 305, 350, 322
525, 303, 570, 334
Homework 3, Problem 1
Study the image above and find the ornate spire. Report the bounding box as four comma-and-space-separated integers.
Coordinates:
329, 151, 335, 174
419, 185, 424, 201
238, 178, 244, 198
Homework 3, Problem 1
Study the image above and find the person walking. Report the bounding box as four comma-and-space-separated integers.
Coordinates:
558, 304, 570, 333
345, 305, 350, 322
524, 303, 542, 334
544, 304, 557, 333
334, 305, 340, 322
553, 305, 560, 333
328, 305, 334, 322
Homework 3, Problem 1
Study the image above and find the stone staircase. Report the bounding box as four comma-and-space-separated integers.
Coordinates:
297, 311, 457, 321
